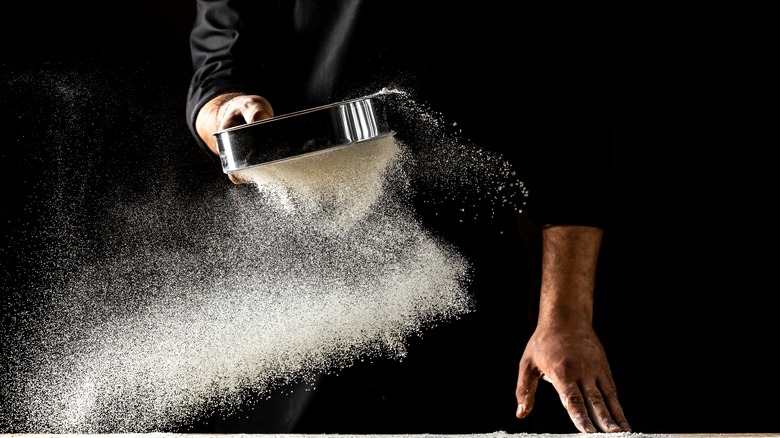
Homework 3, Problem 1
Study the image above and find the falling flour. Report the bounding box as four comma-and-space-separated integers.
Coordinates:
233, 133, 403, 234
1, 83, 525, 433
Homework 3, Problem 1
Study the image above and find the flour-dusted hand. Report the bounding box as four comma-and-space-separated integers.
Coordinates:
515, 321, 631, 433
515, 225, 632, 433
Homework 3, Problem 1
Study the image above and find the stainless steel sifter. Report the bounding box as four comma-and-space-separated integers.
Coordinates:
214, 94, 393, 173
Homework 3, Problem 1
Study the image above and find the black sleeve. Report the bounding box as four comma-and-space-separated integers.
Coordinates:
186, 0, 281, 156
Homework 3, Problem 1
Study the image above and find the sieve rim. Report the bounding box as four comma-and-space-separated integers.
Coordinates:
214, 94, 393, 173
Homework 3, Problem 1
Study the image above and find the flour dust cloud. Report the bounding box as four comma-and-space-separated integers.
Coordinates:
0, 79, 525, 433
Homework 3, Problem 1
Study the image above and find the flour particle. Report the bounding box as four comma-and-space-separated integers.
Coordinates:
1, 84, 525, 433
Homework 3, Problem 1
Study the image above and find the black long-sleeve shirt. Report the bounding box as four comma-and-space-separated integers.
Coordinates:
186, 0, 620, 229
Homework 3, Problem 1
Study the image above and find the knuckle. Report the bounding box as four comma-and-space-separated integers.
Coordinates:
587, 393, 605, 407
565, 393, 586, 407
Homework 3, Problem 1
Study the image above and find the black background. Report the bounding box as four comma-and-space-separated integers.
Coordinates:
1, 0, 776, 434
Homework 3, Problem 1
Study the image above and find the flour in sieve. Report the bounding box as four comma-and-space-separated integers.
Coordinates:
233, 134, 403, 234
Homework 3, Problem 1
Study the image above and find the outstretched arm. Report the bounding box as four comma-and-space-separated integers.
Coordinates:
515, 224, 631, 433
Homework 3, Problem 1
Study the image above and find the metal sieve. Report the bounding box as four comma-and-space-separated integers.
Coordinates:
214, 94, 393, 173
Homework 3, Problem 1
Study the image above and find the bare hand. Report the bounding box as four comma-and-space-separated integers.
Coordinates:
215, 94, 274, 131
195, 93, 274, 184
515, 323, 631, 433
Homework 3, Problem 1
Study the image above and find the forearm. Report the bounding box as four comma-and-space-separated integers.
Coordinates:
536, 224, 603, 330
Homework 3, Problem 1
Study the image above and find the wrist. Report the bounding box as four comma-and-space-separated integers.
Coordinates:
196, 92, 246, 155
537, 300, 593, 330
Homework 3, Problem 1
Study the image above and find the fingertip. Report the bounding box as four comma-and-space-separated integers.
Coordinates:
574, 418, 598, 434
249, 109, 272, 123
603, 421, 623, 433
515, 384, 537, 419
515, 393, 536, 419
228, 173, 249, 185
515, 403, 526, 419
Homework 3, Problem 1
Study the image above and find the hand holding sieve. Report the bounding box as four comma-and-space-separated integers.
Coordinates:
214, 94, 392, 174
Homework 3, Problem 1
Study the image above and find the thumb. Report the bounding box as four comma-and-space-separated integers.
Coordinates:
515, 365, 540, 419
